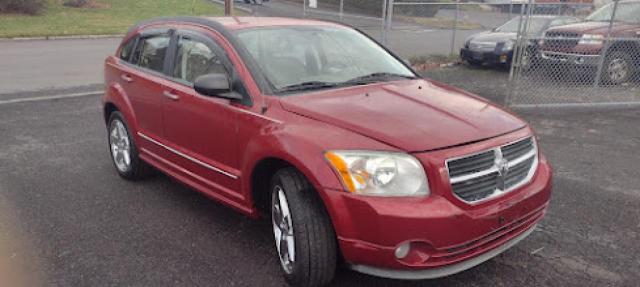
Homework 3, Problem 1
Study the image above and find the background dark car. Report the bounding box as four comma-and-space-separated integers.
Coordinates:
540, 0, 640, 84
461, 15, 580, 68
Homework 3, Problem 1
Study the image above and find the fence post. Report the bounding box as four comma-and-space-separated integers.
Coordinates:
381, 0, 388, 44
303, 0, 307, 17
224, 0, 233, 16
506, 0, 531, 107
593, 0, 620, 87
340, 0, 344, 21
509, 2, 513, 19
383, 0, 394, 46
450, 0, 460, 56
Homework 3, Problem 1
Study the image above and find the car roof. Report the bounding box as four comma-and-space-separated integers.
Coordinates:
208, 16, 344, 30
527, 15, 574, 19
126, 16, 344, 37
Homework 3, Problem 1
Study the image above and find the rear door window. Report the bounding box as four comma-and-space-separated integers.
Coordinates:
132, 34, 171, 73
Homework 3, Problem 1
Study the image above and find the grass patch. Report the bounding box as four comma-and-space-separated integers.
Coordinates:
409, 54, 459, 71
0, 0, 229, 38
397, 15, 483, 30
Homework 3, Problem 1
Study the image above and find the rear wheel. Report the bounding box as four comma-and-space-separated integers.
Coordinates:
270, 168, 337, 287
107, 111, 152, 180
601, 51, 633, 85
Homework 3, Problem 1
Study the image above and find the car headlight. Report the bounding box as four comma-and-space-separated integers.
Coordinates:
464, 37, 473, 48
325, 151, 429, 197
578, 34, 604, 45
502, 40, 515, 51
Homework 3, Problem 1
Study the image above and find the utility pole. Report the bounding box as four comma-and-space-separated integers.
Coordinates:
225, 0, 234, 16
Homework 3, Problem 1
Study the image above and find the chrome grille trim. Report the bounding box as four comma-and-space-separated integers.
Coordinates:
446, 137, 538, 204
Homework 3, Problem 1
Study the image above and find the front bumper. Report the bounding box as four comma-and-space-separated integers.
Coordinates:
321, 130, 552, 279
540, 51, 601, 66
460, 48, 512, 64
351, 223, 538, 280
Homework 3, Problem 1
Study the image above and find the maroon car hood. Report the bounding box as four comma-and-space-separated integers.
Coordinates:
279, 79, 526, 152
546, 21, 640, 35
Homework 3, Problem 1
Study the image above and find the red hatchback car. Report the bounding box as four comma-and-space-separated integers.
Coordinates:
103, 17, 552, 286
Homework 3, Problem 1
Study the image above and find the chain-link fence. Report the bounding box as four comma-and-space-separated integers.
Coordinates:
287, 0, 640, 107
508, 0, 640, 107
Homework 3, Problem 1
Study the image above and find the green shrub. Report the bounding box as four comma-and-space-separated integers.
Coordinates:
0, 0, 46, 15
63, 0, 90, 8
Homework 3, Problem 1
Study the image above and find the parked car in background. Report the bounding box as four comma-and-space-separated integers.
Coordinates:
539, 0, 640, 84
461, 15, 580, 68
104, 16, 553, 287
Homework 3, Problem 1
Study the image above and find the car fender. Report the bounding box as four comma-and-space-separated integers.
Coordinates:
240, 117, 397, 225
104, 82, 139, 136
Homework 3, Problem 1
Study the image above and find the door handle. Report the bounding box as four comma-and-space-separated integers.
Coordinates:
163, 91, 180, 101
121, 74, 133, 83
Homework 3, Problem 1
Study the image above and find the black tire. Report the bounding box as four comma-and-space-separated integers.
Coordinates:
270, 168, 337, 287
107, 111, 153, 180
466, 59, 483, 67
601, 51, 633, 85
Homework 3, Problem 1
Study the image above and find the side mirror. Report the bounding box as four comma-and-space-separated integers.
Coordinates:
194, 73, 241, 101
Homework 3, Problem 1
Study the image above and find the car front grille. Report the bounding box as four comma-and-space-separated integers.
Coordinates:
544, 31, 581, 50
446, 137, 538, 203
469, 41, 497, 52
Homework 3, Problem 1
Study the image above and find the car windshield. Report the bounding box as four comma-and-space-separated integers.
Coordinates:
496, 17, 550, 34
234, 26, 416, 93
586, 2, 640, 23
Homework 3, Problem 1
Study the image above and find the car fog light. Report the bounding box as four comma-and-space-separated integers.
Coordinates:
394, 242, 411, 259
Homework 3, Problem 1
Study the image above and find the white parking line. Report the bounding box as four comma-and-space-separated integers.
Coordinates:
0, 90, 103, 106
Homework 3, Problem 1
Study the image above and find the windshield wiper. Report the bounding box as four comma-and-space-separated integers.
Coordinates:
277, 81, 340, 93
343, 72, 417, 85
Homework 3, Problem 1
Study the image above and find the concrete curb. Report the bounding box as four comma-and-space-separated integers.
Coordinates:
511, 102, 640, 112
0, 34, 124, 42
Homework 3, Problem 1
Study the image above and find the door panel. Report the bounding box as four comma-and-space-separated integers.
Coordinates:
162, 34, 242, 200
126, 33, 172, 139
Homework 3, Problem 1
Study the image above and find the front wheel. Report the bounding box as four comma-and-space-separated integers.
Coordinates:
466, 59, 484, 67
271, 168, 337, 287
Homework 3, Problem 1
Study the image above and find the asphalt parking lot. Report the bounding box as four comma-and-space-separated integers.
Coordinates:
1, 69, 638, 286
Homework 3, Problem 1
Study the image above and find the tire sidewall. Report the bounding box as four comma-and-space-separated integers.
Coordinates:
270, 173, 305, 283
107, 111, 141, 179
269, 169, 337, 286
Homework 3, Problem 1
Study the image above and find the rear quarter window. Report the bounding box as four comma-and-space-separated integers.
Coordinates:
119, 37, 137, 62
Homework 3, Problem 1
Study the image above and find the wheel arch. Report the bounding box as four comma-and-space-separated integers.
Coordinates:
103, 83, 139, 133
607, 40, 640, 59
248, 154, 346, 267
248, 154, 340, 220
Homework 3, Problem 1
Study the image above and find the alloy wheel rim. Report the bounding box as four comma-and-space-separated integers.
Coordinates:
272, 186, 295, 274
110, 119, 131, 172
608, 58, 628, 83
